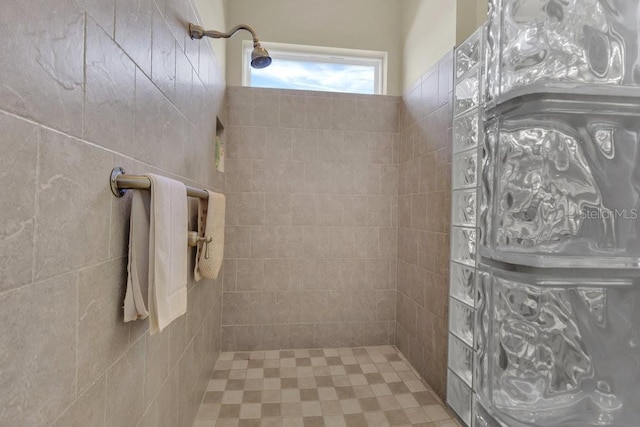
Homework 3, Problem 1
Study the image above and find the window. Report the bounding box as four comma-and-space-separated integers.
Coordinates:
242, 41, 387, 95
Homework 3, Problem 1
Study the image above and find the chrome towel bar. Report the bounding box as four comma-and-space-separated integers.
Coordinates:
110, 167, 209, 200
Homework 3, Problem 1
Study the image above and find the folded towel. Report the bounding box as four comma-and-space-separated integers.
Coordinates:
124, 190, 150, 322
194, 191, 225, 281
124, 174, 188, 335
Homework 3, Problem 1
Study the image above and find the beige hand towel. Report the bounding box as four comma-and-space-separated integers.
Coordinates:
194, 191, 225, 281
124, 190, 150, 322
124, 174, 188, 335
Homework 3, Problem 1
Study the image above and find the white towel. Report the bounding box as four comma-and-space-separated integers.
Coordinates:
124, 174, 188, 335
194, 191, 225, 281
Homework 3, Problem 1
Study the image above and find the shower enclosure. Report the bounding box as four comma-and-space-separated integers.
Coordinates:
447, 0, 640, 426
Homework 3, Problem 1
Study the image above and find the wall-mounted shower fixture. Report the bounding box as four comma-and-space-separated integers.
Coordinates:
189, 23, 272, 69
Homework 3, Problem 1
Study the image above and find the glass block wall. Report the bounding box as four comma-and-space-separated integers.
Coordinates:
450, 1, 640, 427
448, 25, 485, 426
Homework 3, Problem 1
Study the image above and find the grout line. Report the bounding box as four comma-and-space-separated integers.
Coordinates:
30, 124, 42, 285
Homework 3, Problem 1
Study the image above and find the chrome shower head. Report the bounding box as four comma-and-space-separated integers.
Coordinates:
251, 45, 272, 69
189, 23, 272, 69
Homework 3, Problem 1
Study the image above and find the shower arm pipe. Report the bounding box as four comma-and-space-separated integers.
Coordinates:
109, 167, 209, 200
190, 23, 261, 46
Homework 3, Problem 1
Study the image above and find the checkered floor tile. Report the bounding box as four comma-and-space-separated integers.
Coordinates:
193, 346, 461, 427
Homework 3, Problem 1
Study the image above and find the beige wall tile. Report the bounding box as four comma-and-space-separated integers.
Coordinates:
411, 193, 428, 231
398, 195, 412, 227
0, 112, 38, 292
0, 0, 225, 424
235, 325, 264, 351
144, 327, 170, 408
265, 128, 293, 160
237, 259, 265, 291
52, 376, 106, 427
0, 275, 77, 426
151, 4, 176, 102
378, 226, 398, 261
264, 259, 291, 291
254, 92, 280, 127
367, 196, 392, 227
290, 259, 316, 290
291, 194, 317, 226
292, 129, 319, 163
161, 106, 188, 177
302, 227, 329, 259
343, 132, 369, 164
304, 96, 331, 129
0, 0, 84, 137
134, 70, 167, 166
367, 133, 394, 164
356, 98, 382, 132
226, 159, 254, 192
106, 338, 146, 426
354, 164, 381, 195
280, 95, 306, 129
276, 227, 305, 259
278, 161, 306, 194
78, 260, 131, 392
342, 195, 368, 226
157, 369, 179, 427
252, 160, 280, 193
331, 97, 358, 131
316, 194, 343, 226
251, 226, 278, 258
232, 127, 267, 160
138, 402, 158, 427
300, 291, 328, 323
224, 89, 403, 352
319, 130, 345, 162
380, 165, 399, 196
266, 194, 292, 226
365, 259, 391, 290
115, 0, 152, 75
380, 100, 400, 133
237, 193, 265, 225
225, 226, 251, 259
275, 292, 302, 323
35, 129, 112, 280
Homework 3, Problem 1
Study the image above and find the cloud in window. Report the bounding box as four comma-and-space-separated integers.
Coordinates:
251, 58, 375, 94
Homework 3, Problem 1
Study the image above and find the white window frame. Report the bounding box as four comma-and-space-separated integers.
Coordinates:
242, 40, 388, 95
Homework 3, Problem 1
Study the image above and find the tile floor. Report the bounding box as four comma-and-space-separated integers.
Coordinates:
193, 346, 461, 427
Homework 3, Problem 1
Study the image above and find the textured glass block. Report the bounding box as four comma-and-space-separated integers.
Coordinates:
448, 333, 473, 387
478, 120, 496, 252
456, 26, 483, 80
485, 0, 501, 103
449, 298, 474, 347
452, 189, 477, 227
452, 150, 478, 190
482, 98, 640, 268
450, 262, 476, 307
485, 266, 640, 427
455, 71, 481, 116
451, 227, 477, 267
473, 399, 502, 427
448, 370, 473, 426
474, 269, 491, 406
486, 0, 640, 101
454, 111, 481, 154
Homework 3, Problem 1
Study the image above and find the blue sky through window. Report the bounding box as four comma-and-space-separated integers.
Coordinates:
250, 58, 376, 94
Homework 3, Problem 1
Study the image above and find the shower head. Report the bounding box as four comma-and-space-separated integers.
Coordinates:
189, 23, 272, 69
250, 45, 272, 69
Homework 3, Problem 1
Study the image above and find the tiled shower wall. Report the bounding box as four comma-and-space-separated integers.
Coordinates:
396, 52, 454, 399
0, 1, 225, 426
222, 87, 400, 351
